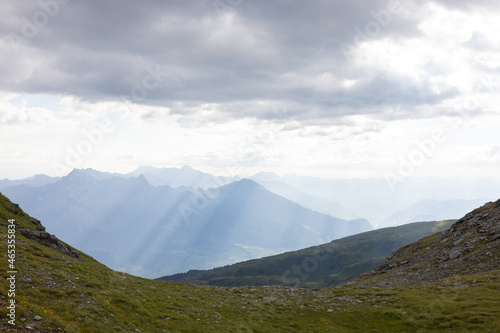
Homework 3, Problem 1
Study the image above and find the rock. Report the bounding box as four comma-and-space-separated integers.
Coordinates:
449, 249, 462, 260
34, 315, 42, 321
350, 199, 500, 288
23, 278, 32, 283
19, 229, 81, 260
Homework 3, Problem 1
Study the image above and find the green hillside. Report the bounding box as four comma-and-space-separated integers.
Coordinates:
1, 193, 499, 332
352, 199, 500, 287
160, 219, 455, 288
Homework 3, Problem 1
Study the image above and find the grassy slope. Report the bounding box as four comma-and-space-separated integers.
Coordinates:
351, 199, 500, 288
160, 220, 455, 288
1, 193, 499, 332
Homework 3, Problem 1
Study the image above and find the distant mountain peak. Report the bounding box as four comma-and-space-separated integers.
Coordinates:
250, 171, 280, 182
236, 178, 258, 184
227, 178, 263, 190
66, 168, 96, 178
61, 169, 101, 188
63, 168, 127, 186
129, 173, 150, 186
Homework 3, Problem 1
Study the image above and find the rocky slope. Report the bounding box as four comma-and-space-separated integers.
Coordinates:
0, 197, 80, 260
352, 199, 500, 287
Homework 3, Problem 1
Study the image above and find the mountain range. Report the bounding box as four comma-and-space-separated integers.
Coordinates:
2, 169, 371, 278
159, 219, 455, 288
1, 166, 496, 279
1, 192, 499, 332
249, 172, 498, 225
129, 165, 236, 188
0, 174, 60, 189
2, 166, 494, 226
378, 198, 489, 228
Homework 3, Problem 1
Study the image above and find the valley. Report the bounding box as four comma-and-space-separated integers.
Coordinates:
1, 193, 499, 332
1, 166, 494, 279
3, 0, 500, 331
1, 169, 371, 278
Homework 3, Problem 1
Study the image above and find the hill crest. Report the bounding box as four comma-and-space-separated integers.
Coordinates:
353, 199, 500, 287
158, 219, 455, 288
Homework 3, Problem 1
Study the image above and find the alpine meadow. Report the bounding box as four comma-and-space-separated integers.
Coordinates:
1, 0, 500, 332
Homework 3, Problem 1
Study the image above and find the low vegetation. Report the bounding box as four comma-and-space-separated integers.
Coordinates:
160, 219, 454, 288
1, 193, 499, 332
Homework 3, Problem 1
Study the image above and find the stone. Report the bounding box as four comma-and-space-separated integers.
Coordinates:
19, 229, 81, 260
449, 249, 462, 260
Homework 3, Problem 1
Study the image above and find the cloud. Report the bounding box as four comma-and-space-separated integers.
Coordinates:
0, 0, 498, 127
0, 94, 57, 125
430, 0, 500, 10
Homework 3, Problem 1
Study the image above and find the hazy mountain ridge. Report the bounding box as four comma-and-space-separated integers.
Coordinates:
0, 166, 232, 191
379, 198, 490, 228
250, 172, 498, 226
2, 166, 496, 229
129, 165, 236, 189
158, 220, 455, 288
201, 178, 372, 249
0, 174, 60, 189
249, 178, 359, 220
2, 169, 371, 278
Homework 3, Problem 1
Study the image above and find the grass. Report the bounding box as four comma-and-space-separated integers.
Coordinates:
389, 273, 500, 330
160, 220, 456, 288
1, 193, 499, 332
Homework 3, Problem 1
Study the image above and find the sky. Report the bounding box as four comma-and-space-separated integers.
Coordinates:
1, 0, 500, 180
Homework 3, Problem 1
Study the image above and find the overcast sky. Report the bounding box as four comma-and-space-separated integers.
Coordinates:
1, 0, 500, 180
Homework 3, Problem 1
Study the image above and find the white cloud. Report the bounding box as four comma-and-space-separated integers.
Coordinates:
0, 94, 57, 125
0, 0, 499, 180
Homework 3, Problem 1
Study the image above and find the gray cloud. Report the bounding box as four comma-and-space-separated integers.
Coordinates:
0, 0, 494, 125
